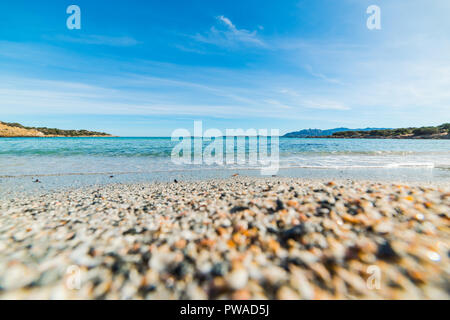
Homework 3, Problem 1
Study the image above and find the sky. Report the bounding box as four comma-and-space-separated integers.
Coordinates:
0, 0, 449, 136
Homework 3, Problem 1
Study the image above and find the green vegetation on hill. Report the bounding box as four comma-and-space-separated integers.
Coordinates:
1, 121, 111, 137
283, 127, 388, 138
332, 123, 450, 138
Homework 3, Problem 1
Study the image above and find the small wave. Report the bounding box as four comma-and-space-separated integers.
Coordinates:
384, 162, 435, 168
0, 162, 439, 179
275, 163, 435, 169
435, 164, 450, 170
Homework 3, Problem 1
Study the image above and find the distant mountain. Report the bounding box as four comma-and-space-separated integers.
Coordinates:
283, 124, 450, 139
283, 127, 389, 138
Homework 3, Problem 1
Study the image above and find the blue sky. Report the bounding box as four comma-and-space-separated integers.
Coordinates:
0, 0, 449, 136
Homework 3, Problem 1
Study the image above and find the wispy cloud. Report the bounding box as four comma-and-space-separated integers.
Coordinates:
277, 89, 350, 111
192, 15, 265, 48
173, 44, 207, 54
48, 34, 141, 47
0, 72, 351, 120
304, 65, 343, 85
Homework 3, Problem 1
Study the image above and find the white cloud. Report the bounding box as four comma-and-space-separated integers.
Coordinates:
277, 89, 350, 111
217, 16, 234, 29
0, 74, 350, 120
304, 65, 343, 85
192, 15, 265, 48
48, 35, 140, 47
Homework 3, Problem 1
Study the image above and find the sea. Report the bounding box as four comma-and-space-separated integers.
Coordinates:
0, 137, 449, 197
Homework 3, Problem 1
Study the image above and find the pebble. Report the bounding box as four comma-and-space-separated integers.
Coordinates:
226, 268, 249, 290
0, 177, 448, 299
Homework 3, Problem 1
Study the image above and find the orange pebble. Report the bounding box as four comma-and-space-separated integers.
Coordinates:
268, 238, 280, 252
232, 289, 252, 300
424, 202, 433, 208
299, 213, 308, 222
200, 238, 215, 247
217, 227, 228, 236
174, 239, 187, 249
227, 239, 236, 248
287, 200, 298, 207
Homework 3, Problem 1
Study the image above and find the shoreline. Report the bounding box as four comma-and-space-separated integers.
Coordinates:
2, 166, 450, 200
0, 177, 448, 299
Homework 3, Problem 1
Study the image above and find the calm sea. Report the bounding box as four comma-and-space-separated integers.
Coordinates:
0, 137, 449, 196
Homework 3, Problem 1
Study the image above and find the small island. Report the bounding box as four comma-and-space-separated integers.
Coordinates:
0, 121, 113, 137
284, 123, 450, 139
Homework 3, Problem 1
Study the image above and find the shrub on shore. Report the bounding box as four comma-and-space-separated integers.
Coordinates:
0, 121, 111, 137
332, 123, 448, 138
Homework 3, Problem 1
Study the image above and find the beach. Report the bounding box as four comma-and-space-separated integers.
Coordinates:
1, 176, 448, 299
2, 0, 450, 308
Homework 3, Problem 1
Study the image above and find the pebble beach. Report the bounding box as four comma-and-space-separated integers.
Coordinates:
0, 177, 449, 300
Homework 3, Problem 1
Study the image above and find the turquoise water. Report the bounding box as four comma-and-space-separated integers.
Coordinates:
0, 137, 449, 196
0, 137, 449, 175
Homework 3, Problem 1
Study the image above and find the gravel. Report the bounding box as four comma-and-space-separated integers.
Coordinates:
0, 177, 449, 299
